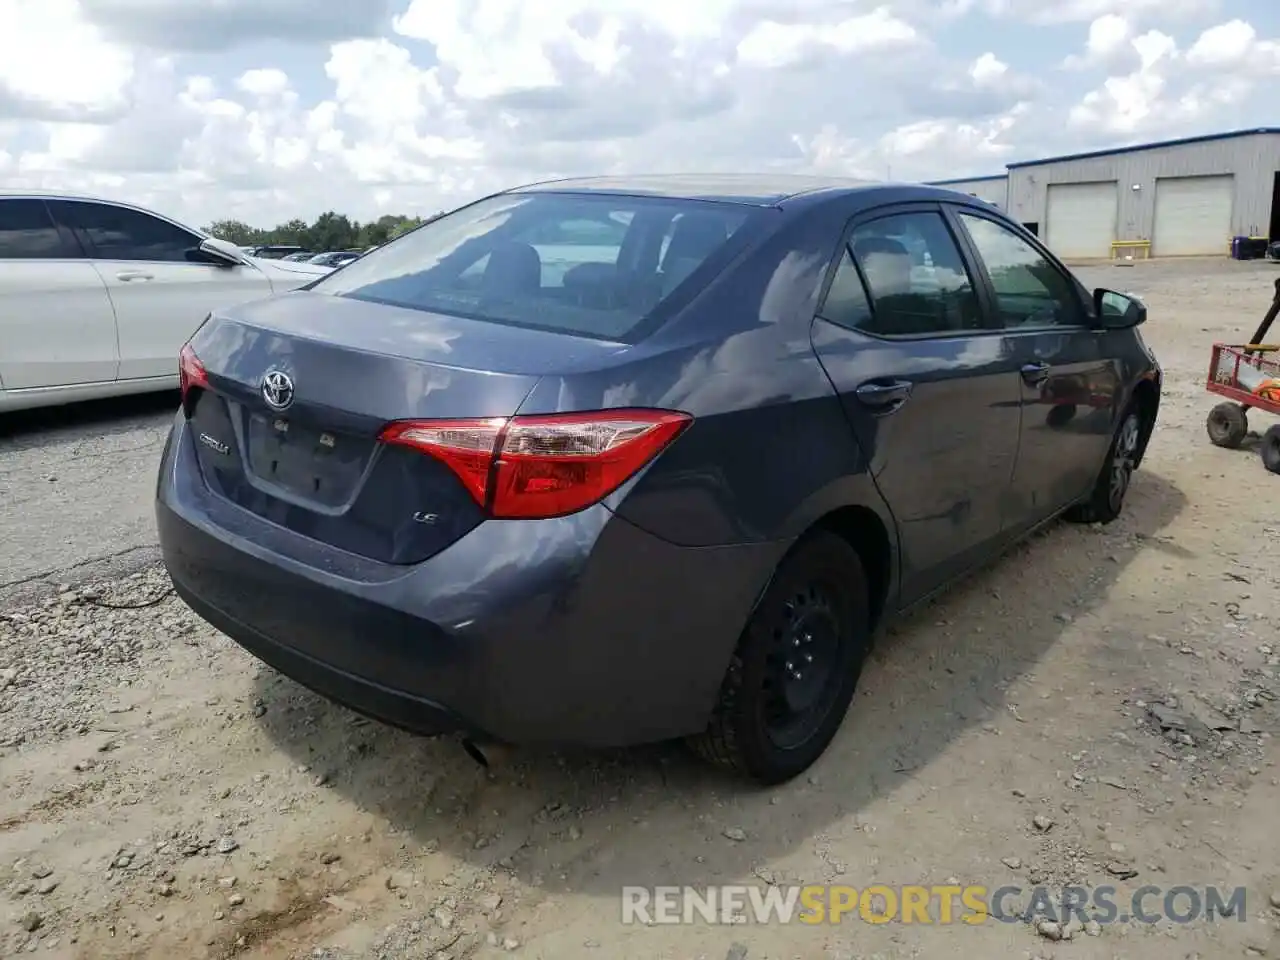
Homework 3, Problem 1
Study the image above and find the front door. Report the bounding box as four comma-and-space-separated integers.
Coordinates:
948, 208, 1120, 529
48, 199, 271, 381
809, 203, 1023, 606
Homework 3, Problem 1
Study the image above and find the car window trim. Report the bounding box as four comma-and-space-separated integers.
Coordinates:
0, 198, 87, 260
943, 203, 1090, 333
814, 245, 875, 333
46, 198, 207, 265
815, 201, 1003, 342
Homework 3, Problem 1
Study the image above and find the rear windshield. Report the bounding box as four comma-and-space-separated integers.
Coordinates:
307, 192, 756, 342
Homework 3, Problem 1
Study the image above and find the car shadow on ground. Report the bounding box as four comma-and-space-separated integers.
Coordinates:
0, 391, 178, 442
252, 470, 1188, 899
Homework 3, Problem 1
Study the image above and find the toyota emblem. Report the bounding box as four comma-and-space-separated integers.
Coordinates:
261, 369, 295, 411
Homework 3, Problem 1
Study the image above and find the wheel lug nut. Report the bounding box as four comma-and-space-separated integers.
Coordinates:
805, 653, 813, 663
786, 661, 794, 671
794, 672, 803, 681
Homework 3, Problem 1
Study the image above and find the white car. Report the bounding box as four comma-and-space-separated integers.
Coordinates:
0, 192, 333, 413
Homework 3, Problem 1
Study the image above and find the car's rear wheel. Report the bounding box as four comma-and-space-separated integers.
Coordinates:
1066, 404, 1145, 525
1206, 402, 1248, 449
688, 531, 869, 785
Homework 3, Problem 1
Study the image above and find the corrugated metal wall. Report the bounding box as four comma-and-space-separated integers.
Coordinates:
932, 178, 1008, 208
1007, 133, 1280, 241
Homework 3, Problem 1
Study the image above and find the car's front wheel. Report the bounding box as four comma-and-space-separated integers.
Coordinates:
688, 531, 869, 785
1066, 404, 1145, 525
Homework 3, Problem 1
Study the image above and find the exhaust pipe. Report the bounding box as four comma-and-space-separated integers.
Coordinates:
460, 737, 511, 769
460, 737, 489, 767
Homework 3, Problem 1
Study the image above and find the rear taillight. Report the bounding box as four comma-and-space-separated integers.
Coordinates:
379, 409, 692, 519
179, 343, 209, 407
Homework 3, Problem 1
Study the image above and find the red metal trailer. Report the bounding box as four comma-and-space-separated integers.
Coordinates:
1205, 277, 1280, 472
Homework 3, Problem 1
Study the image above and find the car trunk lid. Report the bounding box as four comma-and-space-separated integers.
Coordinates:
182, 293, 627, 564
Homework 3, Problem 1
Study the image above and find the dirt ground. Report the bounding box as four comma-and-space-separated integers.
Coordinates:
2, 257, 1280, 960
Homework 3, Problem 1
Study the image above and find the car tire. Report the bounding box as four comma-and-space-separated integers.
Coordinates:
1261, 425, 1280, 474
1046, 403, 1077, 429
688, 531, 870, 785
1065, 404, 1145, 525
1206, 402, 1248, 449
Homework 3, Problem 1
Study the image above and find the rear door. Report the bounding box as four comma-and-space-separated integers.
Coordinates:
0, 198, 119, 389
947, 206, 1120, 530
809, 202, 1023, 605
48, 199, 273, 382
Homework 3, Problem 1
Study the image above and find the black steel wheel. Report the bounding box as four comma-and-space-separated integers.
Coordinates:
1066, 405, 1146, 525
1261, 424, 1280, 474
688, 531, 869, 785
1206, 402, 1248, 449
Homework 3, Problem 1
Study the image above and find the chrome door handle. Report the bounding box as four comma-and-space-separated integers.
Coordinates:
1021, 362, 1050, 385
116, 270, 154, 281
855, 379, 913, 412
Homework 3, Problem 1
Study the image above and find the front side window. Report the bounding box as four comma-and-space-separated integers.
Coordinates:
49, 200, 202, 263
958, 213, 1083, 328
0, 199, 73, 260
846, 211, 986, 336
309, 193, 755, 342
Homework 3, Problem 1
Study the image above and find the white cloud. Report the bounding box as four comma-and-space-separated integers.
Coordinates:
977, 0, 1219, 24
1066, 16, 1274, 138
969, 53, 1009, 85
0, 1, 1273, 229
1186, 19, 1280, 73
736, 9, 920, 69
236, 69, 291, 98
76, 0, 394, 51
0, 0, 134, 119
1062, 13, 1132, 69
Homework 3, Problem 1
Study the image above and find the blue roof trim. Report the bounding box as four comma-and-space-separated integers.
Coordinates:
926, 175, 1006, 185
1006, 127, 1280, 169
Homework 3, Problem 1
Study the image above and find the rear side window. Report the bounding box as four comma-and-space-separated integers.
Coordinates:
818, 249, 874, 330
310, 193, 755, 342
0, 199, 74, 260
847, 211, 987, 336
49, 200, 201, 263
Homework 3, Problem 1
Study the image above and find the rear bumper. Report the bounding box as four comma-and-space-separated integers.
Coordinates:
156, 414, 784, 747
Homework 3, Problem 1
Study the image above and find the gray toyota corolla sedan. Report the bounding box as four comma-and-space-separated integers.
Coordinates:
155, 174, 1162, 784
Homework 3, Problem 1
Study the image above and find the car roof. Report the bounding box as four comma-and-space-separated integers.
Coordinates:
508, 173, 891, 207
0, 189, 112, 203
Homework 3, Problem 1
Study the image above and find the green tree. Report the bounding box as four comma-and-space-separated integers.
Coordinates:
304, 211, 358, 252
204, 209, 448, 253
270, 219, 310, 246
203, 219, 259, 245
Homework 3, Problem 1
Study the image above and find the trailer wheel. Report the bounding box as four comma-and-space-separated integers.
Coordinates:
1262, 425, 1280, 474
1207, 402, 1248, 449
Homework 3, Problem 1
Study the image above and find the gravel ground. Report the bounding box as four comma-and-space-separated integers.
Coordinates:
1, 257, 1279, 959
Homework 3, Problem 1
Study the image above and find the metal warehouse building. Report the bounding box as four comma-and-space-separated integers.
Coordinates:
928, 127, 1280, 260
928, 174, 1009, 210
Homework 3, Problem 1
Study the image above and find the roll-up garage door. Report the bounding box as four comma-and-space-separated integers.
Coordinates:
1045, 181, 1118, 259
1152, 175, 1234, 256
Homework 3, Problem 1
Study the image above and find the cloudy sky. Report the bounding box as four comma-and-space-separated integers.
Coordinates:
0, 0, 1276, 229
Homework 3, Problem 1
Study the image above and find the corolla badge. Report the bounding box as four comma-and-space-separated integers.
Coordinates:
261, 369, 294, 411
198, 433, 230, 455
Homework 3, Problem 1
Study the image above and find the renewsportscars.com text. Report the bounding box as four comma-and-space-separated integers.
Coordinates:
621, 884, 1249, 926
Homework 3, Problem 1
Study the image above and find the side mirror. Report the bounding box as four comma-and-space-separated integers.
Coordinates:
197, 237, 248, 267
1093, 288, 1146, 329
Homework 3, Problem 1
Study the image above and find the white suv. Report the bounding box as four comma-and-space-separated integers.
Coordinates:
0, 193, 332, 413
